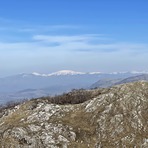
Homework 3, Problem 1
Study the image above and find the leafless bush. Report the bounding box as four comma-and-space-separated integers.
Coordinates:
42, 89, 92, 105
0, 99, 28, 111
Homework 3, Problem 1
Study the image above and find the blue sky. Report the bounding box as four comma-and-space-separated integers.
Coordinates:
0, 0, 148, 76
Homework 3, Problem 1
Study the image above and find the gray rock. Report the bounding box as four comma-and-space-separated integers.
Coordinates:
0, 81, 148, 147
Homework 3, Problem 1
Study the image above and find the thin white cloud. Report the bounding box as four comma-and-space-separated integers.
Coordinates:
0, 17, 80, 34
0, 23, 80, 33
32, 34, 148, 53
17, 25, 80, 33
33, 34, 103, 43
0, 34, 147, 55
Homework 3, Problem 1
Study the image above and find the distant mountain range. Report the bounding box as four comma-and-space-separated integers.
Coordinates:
18, 70, 148, 77
0, 70, 148, 104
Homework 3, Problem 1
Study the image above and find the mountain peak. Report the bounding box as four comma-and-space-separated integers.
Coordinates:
48, 70, 85, 76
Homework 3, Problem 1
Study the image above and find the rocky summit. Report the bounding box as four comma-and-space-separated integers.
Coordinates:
0, 81, 148, 148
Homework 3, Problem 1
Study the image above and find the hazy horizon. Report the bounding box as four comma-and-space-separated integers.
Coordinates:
0, 0, 148, 77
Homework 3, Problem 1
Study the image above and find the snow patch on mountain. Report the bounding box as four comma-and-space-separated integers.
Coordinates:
130, 71, 148, 74
32, 70, 85, 77
48, 70, 85, 76
28, 70, 148, 77
89, 72, 102, 74
32, 72, 47, 77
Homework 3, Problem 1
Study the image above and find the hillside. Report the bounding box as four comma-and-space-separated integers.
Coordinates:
0, 81, 148, 147
90, 78, 122, 88
115, 74, 148, 85
90, 74, 148, 89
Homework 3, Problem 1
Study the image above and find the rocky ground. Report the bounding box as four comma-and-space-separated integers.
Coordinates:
0, 81, 148, 147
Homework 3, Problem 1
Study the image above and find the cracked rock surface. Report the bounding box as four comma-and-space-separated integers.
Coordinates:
0, 81, 148, 147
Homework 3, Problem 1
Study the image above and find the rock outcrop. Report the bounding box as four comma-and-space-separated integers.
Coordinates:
0, 81, 148, 147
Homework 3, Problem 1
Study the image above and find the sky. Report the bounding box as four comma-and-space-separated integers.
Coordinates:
0, 0, 148, 77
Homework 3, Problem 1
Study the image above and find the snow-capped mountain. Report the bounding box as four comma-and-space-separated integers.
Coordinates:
130, 71, 148, 74
31, 70, 85, 77
109, 71, 148, 75
48, 70, 85, 76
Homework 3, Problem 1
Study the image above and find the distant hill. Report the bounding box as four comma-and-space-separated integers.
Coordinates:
90, 78, 123, 88
115, 74, 148, 85
90, 74, 148, 89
